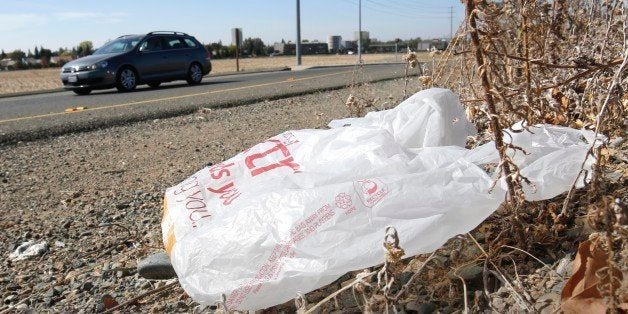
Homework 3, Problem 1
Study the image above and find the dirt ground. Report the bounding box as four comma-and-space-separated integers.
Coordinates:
0, 53, 425, 95
0, 78, 417, 313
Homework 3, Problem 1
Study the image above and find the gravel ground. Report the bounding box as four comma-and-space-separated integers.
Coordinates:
0, 78, 415, 312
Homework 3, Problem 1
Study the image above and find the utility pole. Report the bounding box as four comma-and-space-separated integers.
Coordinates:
235, 31, 240, 72
358, 0, 362, 64
296, 0, 302, 66
449, 6, 454, 40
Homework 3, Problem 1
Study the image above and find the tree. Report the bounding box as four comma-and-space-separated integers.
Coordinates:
76, 41, 93, 57
206, 42, 224, 58
242, 37, 266, 56
39, 47, 52, 66
9, 50, 25, 62
34, 46, 40, 59
27, 49, 33, 58
0, 50, 6, 59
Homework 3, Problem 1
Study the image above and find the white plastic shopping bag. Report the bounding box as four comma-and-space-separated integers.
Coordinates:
162, 88, 596, 310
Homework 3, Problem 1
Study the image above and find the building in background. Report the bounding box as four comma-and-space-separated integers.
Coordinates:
273, 42, 329, 55
327, 35, 342, 53
343, 40, 356, 52
354, 31, 370, 42
367, 43, 409, 53
417, 39, 449, 51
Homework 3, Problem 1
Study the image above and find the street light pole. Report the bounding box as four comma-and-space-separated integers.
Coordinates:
358, 0, 362, 64
296, 0, 302, 66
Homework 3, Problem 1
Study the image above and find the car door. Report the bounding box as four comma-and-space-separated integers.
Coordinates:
163, 36, 190, 78
136, 36, 173, 81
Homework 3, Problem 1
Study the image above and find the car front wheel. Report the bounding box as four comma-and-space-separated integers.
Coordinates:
116, 67, 137, 92
186, 63, 203, 85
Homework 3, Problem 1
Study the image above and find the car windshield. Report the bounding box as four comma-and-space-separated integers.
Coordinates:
93, 37, 141, 55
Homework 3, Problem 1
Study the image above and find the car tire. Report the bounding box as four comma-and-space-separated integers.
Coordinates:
116, 67, 138, 92
186, 63, 203, 85
148, 82, 161, 88
73, 88, 92, 95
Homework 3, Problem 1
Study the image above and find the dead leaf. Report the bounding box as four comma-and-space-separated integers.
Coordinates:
560, 237, 623, 313
101, 294, 119, 310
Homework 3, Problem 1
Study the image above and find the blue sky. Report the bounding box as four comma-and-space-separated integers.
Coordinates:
1, 0, 464, 52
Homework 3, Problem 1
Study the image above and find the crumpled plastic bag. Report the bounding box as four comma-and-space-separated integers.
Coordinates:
161, 88, 597, 310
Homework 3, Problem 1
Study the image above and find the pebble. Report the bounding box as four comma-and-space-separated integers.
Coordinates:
611, 136, 625, 147
491, 297, 506, 312
8, 240, 48, 261
405, 301, 436, 313
137, 252, 177, 280
448, 264, 483, 280
80, 282, 94, 292
3, 294, 17, 304
15, 303, 28, 311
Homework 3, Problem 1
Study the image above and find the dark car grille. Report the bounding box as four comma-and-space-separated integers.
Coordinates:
62, 65, 90, 73
62, 77, 104, 86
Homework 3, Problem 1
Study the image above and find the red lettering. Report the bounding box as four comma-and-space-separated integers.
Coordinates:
209, 162, 235, 180
208, 182, 235, 194
245, 139, 300, 177
207, 182, 241, 205
220, 190, 241, 205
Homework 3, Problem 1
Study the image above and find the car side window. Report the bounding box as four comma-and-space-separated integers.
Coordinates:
165, 36, 187, 49
139, 37, 164, 52
183, 38, 197, 48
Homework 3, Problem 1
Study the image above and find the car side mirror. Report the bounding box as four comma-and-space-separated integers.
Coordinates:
138, 46, 146, 53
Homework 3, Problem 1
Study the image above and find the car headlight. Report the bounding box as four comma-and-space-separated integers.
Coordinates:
89, 61, 108, 70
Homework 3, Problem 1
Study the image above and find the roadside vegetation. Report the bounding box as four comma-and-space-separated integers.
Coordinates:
299, 1, 627, 313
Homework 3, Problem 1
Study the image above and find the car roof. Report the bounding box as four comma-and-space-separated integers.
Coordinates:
117, 32, 192, 40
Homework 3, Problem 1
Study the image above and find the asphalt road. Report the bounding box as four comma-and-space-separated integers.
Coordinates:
0, 63, 417, 144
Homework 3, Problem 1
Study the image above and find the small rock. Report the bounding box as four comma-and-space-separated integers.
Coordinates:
611, 136, 625, 147
54, 241, 66, 248
115, 203, 129, 210
555, 256, 573, 277
44, 288, 57, 298
3, 294, 17, 304
137, 252, 177, 280
491, 297, 506, 312
80, 282, 94, 292
9, 241, 48, 261
406, 301, 436, 313
536, 292, 560, 304
399, 271, 414, 285
535, 292, 560, 313
495, 286, 509, 297
5, 283, 20, 291
448, 264, 483, 280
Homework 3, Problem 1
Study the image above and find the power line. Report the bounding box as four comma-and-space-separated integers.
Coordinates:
365, 0, 449, 16
342, 0, 449, 19
385, 0, 452, 11
366, 0, 451, 14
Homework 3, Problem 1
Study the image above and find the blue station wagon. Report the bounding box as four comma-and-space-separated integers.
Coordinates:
60, 31, 212, 95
